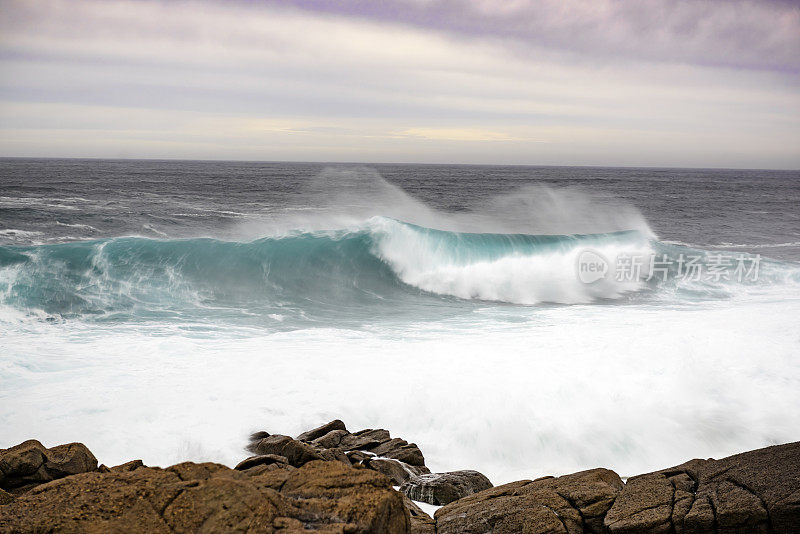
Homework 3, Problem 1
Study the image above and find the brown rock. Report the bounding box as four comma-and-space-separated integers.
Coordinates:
110, 459, 145, 472
315, 446, 352, 465
296, 419, 347, 442
402, 494, 436, 534
384, 443, 425, 467
0, 439, 97, 494
247, 434, 324, 467
435, 468, 623, 534
605, 441, 800, 534
234, 454, 289, 471
0, 459, 410, 533
42, 442, 98, 478
371, 438, 409, 456
368, 458, 430, 486
311, 429, 349, 449
346, 450, 374, 464
340, 429, 392, 450
401, 470, 492, 505
0, 488, 13, 505
261, 460, 410, 533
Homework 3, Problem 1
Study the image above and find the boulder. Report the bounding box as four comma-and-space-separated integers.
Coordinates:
346, 450, 374, 464
311, 429, 349, 449
402, 494, 436, 534
368, 458, 430, 486
262, 422, 429, 486
371, 438, 409, 456
340, 429, 392, 450
0, 440, 97, 494
604, 441, 800, 534
246, 434, 323, 467
234, 454, 289, 471
401, 470, 492, 505
250, 460, 410, 533
0, 459, 410, 533
0, 488, 13, 505
315, 446, 352, 466
435, 468, 623, 534
384, 443, 425, 467
296, 419, 347, 442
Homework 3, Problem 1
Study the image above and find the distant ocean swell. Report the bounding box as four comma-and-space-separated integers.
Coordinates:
0, 217, 796, 323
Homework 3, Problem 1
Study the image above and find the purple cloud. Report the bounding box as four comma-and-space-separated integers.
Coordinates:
258, 0, 800, 72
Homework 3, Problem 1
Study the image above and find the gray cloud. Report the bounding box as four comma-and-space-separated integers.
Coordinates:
267, 0, 800, 72
0, 0, 797, 167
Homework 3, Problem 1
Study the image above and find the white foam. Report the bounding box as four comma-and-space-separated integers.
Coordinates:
0, 229, 44, 239
1, 291, 798, 484
369, 217, 651, 304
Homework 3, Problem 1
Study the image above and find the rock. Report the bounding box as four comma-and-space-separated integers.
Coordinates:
605, 441, 800, 534
400, 470, 492, 505
371, 437, 409, 456
234, 454, 288, 471
340, 429, 392, 450
0, 440, 97, 494
110, 459, 145, 472
402, 494, 435, 534
311, 429, 349, 449
384, 443, 425, 467
256, 460, 409, 533
0, 488, 13, 505
296, 419, 347, 442
435, 468, 623, 534
315, 446, 352, 465
369, 458, 430, 486
0, 459, 410, 533
249, 431, 270, 441
246, 434, 323, 467
346, 450, 374, 464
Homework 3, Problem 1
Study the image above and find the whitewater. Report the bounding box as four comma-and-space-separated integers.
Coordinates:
1, 160, 799, 484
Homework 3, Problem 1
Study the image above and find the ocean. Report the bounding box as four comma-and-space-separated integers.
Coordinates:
1, 158, 799, 483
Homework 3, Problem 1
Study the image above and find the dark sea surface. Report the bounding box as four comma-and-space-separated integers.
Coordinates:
1, 158, 798, 259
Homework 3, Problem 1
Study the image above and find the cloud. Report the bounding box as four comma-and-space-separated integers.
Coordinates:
0, 0, 797, 167
396, 128, 544, 142
271, 0, 800, 72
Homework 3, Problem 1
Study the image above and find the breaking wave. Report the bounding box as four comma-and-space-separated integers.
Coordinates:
0, 217, 796, 325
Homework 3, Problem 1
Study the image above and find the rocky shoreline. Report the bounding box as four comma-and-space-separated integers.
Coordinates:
1, 421, 798, 533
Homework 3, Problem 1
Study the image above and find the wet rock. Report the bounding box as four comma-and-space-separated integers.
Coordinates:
435, 468, 623, 534
296, 419, 347, 442
272, 421, 429, 487
340, 429, 392, 450
110, 459, 145, 472
346, 450, 374, 464
0, 459, 410, 533
605, 441, 800, 534
384, 443, 425, 467
246, 434, 323, 467
315, 446, 352, 465
401, 470, 492, 505
402, 494, 436, 534
371, 437, 409, 456
311, 429, 349, 449
368, 458, 430, 486
251, 460, 410, 533
0, 440, 97, 494
234, 454, 289, 471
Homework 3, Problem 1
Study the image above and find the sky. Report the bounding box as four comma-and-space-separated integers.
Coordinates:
0, 0, 798, 168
